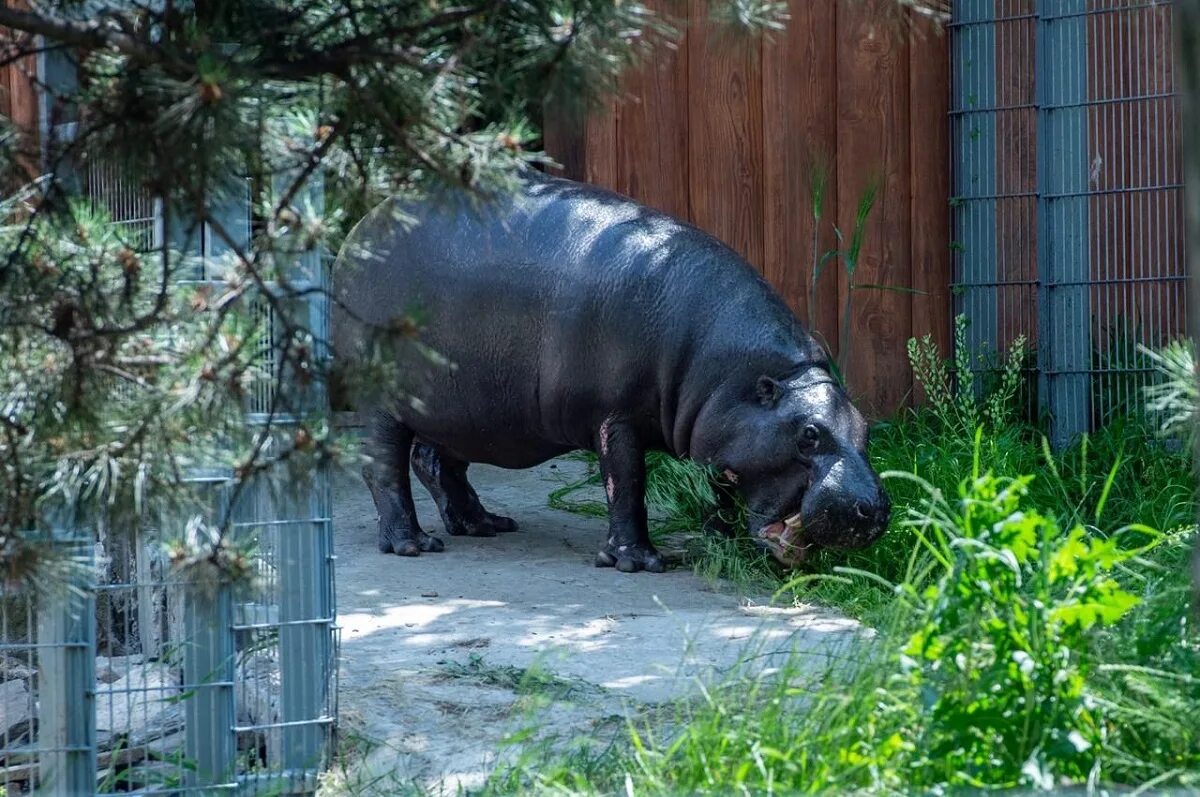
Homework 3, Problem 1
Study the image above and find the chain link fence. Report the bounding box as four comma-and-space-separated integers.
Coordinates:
951, 0, 1186, 446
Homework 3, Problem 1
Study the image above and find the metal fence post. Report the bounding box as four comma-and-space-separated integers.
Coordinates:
277, 473, 334, 780
277, 169, 334, 780
1037, 0, 1091, 448
181, 476, 238, 790
951, 0, 999, 374
37, 512, 96, 795
205, 176, 252, 280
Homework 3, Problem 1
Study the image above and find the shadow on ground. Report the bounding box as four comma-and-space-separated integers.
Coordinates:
329, 458, 864, 794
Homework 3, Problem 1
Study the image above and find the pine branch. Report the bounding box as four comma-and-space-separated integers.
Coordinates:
0, 5, 157, 62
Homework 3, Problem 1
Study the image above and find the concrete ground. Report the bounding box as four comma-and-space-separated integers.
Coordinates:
328, 457, 864, 794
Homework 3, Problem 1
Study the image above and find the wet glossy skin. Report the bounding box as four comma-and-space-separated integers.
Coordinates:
331, 170, 890, 571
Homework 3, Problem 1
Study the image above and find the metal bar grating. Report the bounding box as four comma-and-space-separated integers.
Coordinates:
950, 0, 1187, 444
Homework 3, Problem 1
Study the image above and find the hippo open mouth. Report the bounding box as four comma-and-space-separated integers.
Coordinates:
757, 512, 813, 567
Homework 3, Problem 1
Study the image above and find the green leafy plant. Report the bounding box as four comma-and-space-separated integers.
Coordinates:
804, 172, 926, 392
1092, 316, 1156, 426
907, 313, 1026, 436
1141, 339, 1198, 441
831, 180, 879, 386
503, 442, 1189, 794
806, 159, 830, 335
893, 465, 1145, 789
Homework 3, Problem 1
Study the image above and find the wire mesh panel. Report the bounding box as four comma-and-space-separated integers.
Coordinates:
0, 521, 97, 795
84, 157, 160, 252
950, 0, 1186, 445
0, 155, 336, 792
0, 586, 42, 795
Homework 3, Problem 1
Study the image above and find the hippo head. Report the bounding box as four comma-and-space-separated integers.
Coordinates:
715, 365, 890, 567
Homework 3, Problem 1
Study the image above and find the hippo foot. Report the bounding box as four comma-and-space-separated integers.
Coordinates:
482, 512, 519, 534
445, 512, 519, 538
595, 541, 666, 573
379, 524, 445, 557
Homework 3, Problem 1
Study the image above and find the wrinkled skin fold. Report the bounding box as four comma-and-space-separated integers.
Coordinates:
331, 170, 890, 572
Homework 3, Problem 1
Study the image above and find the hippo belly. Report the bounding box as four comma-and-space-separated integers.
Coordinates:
360, 261, 577, 468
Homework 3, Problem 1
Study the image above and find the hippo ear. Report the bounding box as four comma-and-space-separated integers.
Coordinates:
755, 376, 783, 408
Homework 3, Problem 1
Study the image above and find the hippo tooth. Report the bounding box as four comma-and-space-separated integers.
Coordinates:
783, 513, 803, 528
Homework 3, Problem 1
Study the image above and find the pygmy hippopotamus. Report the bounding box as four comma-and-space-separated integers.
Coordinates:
331, 171, 890, 573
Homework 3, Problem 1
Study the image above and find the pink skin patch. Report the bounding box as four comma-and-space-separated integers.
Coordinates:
722, 468, 739, 485
759, 519, 811, 567
599, 419, 616, 501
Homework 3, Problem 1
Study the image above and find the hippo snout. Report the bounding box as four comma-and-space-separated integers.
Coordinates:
747, 471, 890, 569
819, 490, 890, 549
801, 474, 889, 549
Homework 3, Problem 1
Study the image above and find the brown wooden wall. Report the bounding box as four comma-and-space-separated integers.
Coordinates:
543, 0, 951, 417
0, 1, 41, 181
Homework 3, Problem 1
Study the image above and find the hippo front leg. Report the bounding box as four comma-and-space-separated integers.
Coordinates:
593, 418, 665, 574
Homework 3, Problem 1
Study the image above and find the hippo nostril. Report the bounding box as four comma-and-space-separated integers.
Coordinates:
853, 501, 871, 520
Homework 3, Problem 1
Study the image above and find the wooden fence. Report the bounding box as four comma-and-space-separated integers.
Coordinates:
543, 0, 952, 417
0, 29, 37, 183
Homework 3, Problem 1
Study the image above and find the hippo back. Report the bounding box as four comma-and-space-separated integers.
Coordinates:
331, 171, 823, 466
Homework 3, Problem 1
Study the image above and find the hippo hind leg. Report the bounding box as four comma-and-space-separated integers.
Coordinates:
410, 441, 518, 537
364, 412, 445, 556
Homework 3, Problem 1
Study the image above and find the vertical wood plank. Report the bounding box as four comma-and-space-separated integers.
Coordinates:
0, 65, 11, 119
584, 98, 621, 193
837, 0, 913, 416
687, 0, 763, 267
7, 51, 36, 134
994, 4, 1038, 375
763, 0, 839, 351
909, 12, 952, 373
1, 4, 41, 181
616, 2, 690, 219
541, 100, 587, 181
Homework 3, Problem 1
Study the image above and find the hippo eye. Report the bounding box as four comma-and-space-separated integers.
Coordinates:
799, 424, 821, 453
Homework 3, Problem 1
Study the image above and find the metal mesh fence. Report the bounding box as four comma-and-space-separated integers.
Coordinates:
950, 0, 1187, 446
0, 154, 337, 792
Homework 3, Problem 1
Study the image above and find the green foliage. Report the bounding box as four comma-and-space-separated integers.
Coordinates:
1141, 338, 1198, 441
550, 451, 717, 531
533, 329, 1200, 795
804, 169, 929, 393
803, 175, 881, 385
1, 194, 255, 586
907, 313, 1027, 435
1092, 317, 1156, 425
709, 0, 790, 35
894, 470, 1143, 789
506, 453, 1196, 794
548, 451, 780, 589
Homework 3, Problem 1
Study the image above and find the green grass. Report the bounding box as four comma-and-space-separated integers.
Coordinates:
497, 422, 1198, 794
519, 335, 1200, 794
804, 412, 1197, 624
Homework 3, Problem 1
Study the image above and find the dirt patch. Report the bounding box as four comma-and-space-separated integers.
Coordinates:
329, 458, 863, 794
